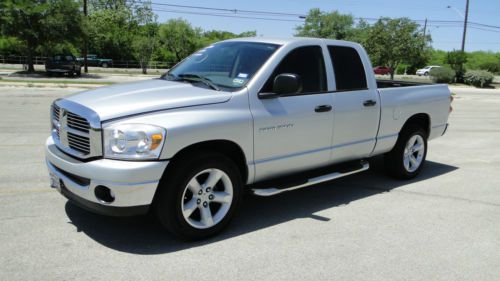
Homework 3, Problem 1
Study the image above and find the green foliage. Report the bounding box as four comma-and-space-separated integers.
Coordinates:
428, 49, 447, 66
0, 0, 84, 71
464, 51, 499, 72
445, 50, 468, 81
463, 70, 494, 88
132, 23, 159, 74
363, 17, 430, 79
0, 36, 24, 55
158, 19, 203, 62
295, 9, 356, 40
478, 61, 500, 74
429, 67, 455, 83
157, 19, 256, 64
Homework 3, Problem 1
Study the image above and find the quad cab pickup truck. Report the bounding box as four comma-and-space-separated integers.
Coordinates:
46, 38, 452, 240
45, 54, 82, 77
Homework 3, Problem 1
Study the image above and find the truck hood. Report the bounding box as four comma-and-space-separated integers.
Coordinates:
64, 79, 232, 121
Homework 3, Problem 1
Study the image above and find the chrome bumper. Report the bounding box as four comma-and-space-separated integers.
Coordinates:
45, 137, 168, 214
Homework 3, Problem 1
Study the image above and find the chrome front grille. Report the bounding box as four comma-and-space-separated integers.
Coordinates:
51, 100, 102, 159
52, 104, 60, 138
67, 132, 90, 154
67, 112, 90, 132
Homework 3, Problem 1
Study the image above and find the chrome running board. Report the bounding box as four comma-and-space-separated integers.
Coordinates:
251, 161, 369, 197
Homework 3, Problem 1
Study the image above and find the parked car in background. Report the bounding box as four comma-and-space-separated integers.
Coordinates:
416, 66, 441, 76
76, 54, 113, 68
45, 55, 81, 77
373, 66, 391, 75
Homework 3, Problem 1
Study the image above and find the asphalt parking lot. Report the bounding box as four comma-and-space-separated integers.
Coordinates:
0, 85, 499, 280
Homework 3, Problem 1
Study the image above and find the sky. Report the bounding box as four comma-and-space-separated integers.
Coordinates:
151, 0, 500, 52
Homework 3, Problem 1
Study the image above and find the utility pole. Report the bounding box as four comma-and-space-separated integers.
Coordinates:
83, 0, 88, 73
461, 0, 470, 52
422, 18, 428, 49
423, 18, 427, 38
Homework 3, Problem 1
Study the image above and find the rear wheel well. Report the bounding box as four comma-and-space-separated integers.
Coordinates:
401, 113, 430, 138
164, 140, 248, 184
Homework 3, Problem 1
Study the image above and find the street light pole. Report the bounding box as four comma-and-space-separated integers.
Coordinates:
461, 0, 470, 52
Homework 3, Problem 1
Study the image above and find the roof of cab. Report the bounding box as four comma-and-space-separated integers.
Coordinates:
222, 37, 358, 47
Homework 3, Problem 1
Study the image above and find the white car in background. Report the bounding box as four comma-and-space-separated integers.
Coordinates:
416, 65, 441, 76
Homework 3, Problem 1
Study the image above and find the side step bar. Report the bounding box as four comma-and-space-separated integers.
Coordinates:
251, 161, 369, 197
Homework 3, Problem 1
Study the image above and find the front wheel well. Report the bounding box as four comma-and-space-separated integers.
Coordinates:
401, 113, 430, 138
164, 140, 248, 184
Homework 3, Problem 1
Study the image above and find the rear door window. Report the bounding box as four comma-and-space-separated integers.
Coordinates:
327, 46, 368, 91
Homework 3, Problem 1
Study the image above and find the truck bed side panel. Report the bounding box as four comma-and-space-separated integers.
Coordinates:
372, 84, 451, 156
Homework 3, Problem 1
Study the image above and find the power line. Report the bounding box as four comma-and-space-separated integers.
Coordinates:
140, 1, 500, 29
130, 0, 500, 34
151, 8, 304, 22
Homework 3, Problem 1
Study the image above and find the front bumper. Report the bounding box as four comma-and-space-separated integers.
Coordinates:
45, 137, 168, 216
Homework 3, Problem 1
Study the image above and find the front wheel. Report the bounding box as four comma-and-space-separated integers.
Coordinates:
384, 125, 427, 179
155, 152, 242, 240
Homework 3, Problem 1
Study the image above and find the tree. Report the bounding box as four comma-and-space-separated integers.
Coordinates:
295, 9, 355, 40
158, 19, 202, 62
445, 50, 468, 82
363, 17, 430, 80
0, 0, 84, 72
132, 23, 158, 74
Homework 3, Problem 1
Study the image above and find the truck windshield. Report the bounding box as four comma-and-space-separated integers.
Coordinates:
164, 41, 280, 91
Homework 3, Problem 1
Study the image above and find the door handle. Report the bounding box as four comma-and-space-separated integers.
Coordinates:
363, 100, 377, 107
314, 105, 332, 113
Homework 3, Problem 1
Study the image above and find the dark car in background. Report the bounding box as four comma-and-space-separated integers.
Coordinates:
373, 66, 391, 75
76, 54, 113, 68
45, 55, 81, 77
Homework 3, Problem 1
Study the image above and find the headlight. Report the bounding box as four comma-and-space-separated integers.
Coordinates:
103, 124, 166, 160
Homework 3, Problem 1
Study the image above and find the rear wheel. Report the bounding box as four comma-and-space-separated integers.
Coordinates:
385, 125, 427, 179
101, 62, 108, 68
155, 152, 242, 240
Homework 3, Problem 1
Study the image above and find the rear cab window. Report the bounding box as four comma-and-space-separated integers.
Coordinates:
327, 46, 368, 91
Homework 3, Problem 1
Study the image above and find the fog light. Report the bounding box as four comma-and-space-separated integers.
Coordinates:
94, 185, 115, 203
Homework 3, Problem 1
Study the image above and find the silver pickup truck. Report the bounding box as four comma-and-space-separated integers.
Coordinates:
45, 37, 451, 240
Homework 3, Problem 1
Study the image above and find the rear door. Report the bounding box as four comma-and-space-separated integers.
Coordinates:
326, 45, 380, 162
250, 45, 334, 180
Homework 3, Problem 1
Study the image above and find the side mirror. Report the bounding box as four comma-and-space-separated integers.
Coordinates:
258, 73, 302, 99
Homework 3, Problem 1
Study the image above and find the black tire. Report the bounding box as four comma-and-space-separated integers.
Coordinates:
384, 124, 428, 179
101, 62, 108, 68
155, 152, 243, 240
424, 71, 429, 76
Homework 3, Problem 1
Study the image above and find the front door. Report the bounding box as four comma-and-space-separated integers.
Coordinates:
250, 45, 334, 181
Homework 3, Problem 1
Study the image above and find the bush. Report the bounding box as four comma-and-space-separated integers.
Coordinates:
478, 61, 500, 74
430, 67, 455, 83
463, 70, 494, 88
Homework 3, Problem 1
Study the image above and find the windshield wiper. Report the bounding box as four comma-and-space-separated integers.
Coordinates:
176, 73, 220, 91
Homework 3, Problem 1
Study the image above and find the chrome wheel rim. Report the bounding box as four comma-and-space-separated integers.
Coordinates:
403, 135, 425, 173
181, 168, 233, 229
